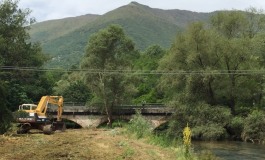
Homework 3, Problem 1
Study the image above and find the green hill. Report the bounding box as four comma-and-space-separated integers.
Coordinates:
29, 2, 212, 68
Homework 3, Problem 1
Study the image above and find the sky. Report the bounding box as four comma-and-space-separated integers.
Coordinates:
18, 0, 265, 22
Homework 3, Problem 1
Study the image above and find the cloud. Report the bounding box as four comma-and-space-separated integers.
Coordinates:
18, 0, 265, 22
18, 0, 130, 21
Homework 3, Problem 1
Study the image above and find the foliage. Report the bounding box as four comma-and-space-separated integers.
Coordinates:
159, 10, 265, 115
53, 71, 91, 102
167, 102, 231, 140
63, 80, 91, 102
126, 109, 152, 139
227, 116, 244, 140
0, 0, 52, 110
191, 103, 231, 140
0, 81, 12, 134
133, 45, 166, 103
242, 110, 265, 143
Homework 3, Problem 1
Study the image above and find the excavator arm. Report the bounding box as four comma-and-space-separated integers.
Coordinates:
35, 96, 63, 121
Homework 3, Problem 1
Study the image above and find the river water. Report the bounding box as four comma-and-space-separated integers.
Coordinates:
193, 141, 265, 160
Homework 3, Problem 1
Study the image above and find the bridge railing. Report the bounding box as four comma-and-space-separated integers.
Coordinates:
64, 102, 86, 107
63, 102, 166, 109
50, 102, 174, 115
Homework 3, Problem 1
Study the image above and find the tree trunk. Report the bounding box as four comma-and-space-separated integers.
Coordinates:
229, 75, 236, 115
208, 78, 216, 105
105, 103, 113, 127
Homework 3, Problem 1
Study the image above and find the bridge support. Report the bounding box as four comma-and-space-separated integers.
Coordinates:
62, 115, 107, 128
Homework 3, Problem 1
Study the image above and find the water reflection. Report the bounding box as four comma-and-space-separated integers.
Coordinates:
193, 141, 265, 160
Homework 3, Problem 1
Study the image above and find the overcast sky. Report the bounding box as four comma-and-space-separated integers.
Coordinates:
18, 0, 265, 22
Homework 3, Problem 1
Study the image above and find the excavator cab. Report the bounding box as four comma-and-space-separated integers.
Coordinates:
16, 96, 66, 135
19, 104, 37, 110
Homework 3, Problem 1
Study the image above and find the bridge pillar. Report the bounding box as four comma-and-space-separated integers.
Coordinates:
62, 115, 107, 128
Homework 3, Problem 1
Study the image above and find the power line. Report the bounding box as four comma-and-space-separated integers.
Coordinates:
1, 66, 265, 75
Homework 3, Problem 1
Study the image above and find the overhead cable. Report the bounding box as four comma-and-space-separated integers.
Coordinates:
1, 66, 265, 75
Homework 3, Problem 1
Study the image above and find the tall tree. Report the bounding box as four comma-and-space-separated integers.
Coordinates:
0, 0, 49, 110
159, 10, 265, 115
210, 10, 265, 113
81, 24, 136, 126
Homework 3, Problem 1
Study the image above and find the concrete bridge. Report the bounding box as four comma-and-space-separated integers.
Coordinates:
49, 103, 174, 129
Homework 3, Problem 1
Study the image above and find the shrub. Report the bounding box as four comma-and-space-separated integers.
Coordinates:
242, 110, 265, 143
192, 124, 226, 140
126, 109, 152, 138
0, 83, 13, 134
0, 107, 13, 134
227, 116, 244, 140
167, 102, 231, 140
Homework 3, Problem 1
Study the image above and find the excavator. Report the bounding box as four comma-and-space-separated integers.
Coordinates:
16, 96, 66, 134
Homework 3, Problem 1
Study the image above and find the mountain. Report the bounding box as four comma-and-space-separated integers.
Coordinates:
29, 2, 212, 68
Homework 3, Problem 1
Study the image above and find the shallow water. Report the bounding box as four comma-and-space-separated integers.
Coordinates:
193, 141, 265, 160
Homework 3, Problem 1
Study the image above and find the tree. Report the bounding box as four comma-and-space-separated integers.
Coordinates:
0, 0, 49, 110
81, 24, 136, 126
159, 22, 221, 105
210, 10, 265, 113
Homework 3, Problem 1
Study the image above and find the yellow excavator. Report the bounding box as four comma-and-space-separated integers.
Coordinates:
16, 96, 66, 134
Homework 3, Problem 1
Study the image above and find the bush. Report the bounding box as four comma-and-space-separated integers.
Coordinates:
192, 124, 226, 140
0, 107, 13, 134
242, 110, 265, 143
227, 116, 244, 140
126, 109, 152, 138
167, 102, 231, 140
191, 103, 231, 140
0, 82, 13, 134
166, 103, 193, 138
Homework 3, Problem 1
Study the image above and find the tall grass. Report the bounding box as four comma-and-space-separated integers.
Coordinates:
125, 109, 219, 160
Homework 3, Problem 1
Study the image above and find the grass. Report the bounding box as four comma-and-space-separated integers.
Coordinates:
0, 128, 177, 160
124, 111, 220, 160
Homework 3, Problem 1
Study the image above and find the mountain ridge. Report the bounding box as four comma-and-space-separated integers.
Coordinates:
29, 2, 212, 68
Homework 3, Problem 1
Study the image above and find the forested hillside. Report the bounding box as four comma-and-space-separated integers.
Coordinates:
29, 2, 211, 68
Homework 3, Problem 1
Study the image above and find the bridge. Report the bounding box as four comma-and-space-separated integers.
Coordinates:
49, 103, 174, 129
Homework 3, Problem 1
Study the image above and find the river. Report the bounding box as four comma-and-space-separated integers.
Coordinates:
193, 141, 265, 160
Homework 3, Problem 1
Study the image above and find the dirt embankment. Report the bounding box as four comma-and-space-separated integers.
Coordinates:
0, 129, 177, 160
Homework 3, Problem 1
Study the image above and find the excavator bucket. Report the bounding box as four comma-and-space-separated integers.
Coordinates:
52, 121, 66, 132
